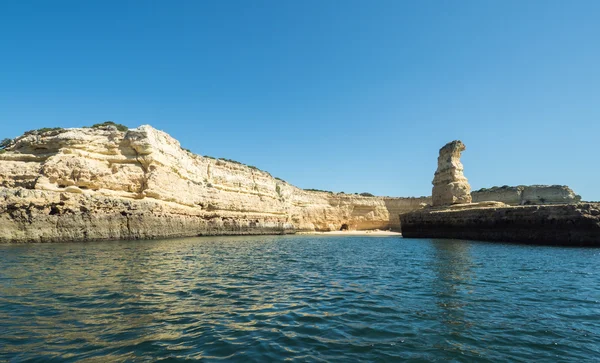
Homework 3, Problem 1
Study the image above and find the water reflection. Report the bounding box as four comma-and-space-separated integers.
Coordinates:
429, 239, 475, 352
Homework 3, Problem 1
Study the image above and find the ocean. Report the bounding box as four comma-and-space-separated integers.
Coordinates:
1, 235, 599, 362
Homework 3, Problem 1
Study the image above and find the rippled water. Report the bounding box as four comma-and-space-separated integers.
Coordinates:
1, 236, 599, 362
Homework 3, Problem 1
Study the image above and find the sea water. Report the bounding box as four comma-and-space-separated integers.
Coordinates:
1, 236, 599, 362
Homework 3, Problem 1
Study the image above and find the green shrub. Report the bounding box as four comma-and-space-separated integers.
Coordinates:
25, 127, 64, 135
218, 158, 242, 165
275, 177, 286, 183
305, 188, 334, 194
360, 192, 375, 197
0, 138, 11, 149
38, 127, 63, 133
214, 157, 270, 174
91, 121, 128, 132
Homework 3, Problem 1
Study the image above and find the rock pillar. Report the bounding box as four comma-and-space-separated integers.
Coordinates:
432, 140, 472, 206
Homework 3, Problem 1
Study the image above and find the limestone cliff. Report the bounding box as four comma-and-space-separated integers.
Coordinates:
0, 125, 429, 243
472, 185, 581, 205
431, 140, 472, 206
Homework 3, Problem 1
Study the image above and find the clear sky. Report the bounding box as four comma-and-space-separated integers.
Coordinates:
1, 1, 599, 200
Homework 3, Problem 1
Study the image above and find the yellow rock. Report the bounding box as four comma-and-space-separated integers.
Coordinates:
0, 125, 429, 243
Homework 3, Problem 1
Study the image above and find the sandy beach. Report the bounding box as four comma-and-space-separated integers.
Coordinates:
297, 230, 402, 236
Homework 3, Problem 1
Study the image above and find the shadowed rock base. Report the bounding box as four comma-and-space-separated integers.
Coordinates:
0, 189, 297, 243
400, 203, 600, 246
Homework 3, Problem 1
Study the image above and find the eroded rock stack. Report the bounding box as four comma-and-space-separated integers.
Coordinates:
431, 140, 472, 207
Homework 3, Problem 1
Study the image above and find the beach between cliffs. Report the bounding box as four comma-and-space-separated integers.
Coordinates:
297, 230, 402, 236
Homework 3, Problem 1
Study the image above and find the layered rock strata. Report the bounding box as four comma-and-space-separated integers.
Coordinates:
0, 126, 429, 243
472, 185, 581, 205
431, 140, 472, 206
400, 203, 600, 246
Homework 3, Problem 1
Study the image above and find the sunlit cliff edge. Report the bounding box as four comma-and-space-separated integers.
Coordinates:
0, 125, 430, 243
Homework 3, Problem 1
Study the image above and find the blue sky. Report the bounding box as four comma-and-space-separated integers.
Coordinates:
1, 1, 599, 200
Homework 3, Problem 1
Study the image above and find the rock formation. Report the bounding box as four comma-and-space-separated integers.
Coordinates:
400, 203, 600, 246
431, 140, 472, 206
472, 185, 581, 205
0, 125, 429, 243
400, 141, 598, 246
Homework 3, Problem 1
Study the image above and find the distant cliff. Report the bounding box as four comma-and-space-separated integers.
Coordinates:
472, 185, 581, 205
0, 125, 429, 243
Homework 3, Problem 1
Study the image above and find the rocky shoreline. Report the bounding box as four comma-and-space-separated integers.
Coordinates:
400, 203, 600, 246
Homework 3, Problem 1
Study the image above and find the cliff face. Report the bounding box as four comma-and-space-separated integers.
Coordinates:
472, 185, 581, 205
0, 126, 429, 243
400, 203, 600, 246
431, 141, 472, 206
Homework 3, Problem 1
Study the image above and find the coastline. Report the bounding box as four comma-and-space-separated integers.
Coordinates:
0, 230, 403, 245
